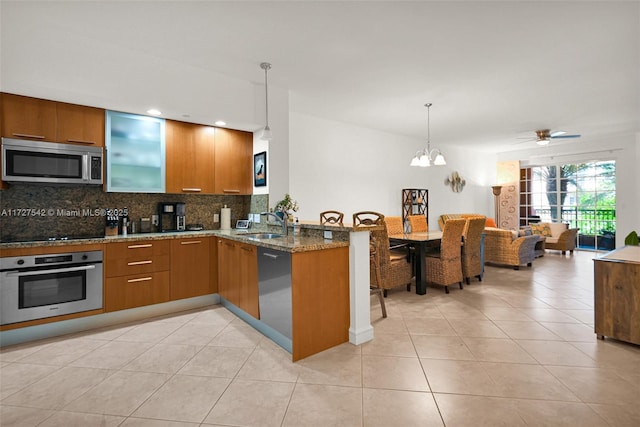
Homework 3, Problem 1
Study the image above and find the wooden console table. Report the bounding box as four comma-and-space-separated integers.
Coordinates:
594, 245, 640, 345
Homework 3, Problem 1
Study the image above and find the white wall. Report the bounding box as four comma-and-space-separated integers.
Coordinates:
498, 134, 639, 247
289, 112, 496, 227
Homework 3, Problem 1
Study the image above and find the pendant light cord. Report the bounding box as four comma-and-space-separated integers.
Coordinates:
261, 62, 271, 127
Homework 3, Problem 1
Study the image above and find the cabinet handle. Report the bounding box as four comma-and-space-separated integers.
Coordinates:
223, 189, 240, 193
128, 244, 152, 249
182, 188, 202, 192
128, 260, 152, 266
181, 240, 202, 245
66, 138, 96, 145
13, 133, 45, 139
241, 246, 253, 252
262, 252, 280, 259
127, 276, 152, 283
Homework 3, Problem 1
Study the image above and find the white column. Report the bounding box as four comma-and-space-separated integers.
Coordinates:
348, 230, 374, 344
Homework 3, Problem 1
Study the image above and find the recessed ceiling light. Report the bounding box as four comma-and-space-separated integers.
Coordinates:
146, 109, 162, 116
215, 120, 227, 127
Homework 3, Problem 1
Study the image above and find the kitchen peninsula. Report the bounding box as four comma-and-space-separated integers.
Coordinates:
0, 223, 376, 361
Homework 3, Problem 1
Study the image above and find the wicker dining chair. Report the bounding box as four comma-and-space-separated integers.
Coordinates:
425, 218, 466, 293
384, 216, 404, 234
320, 210, 344, 225
407, 215, 428, 232
354, 211, 414, 298
462, 216, 487, 284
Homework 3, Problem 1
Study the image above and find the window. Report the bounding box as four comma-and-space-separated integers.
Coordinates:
520, 161, 616, 250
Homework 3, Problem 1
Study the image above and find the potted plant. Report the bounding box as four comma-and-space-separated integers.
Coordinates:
274, 193, 299, 221
624, 230, 639, 245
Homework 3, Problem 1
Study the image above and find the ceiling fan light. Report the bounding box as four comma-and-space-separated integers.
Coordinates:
433, 153, 446, 165
536, 138, 550, 146
549, 130, 566, 137
418, 153, 431, 167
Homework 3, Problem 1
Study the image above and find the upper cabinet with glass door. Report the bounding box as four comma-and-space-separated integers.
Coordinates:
106, 111, 165, 192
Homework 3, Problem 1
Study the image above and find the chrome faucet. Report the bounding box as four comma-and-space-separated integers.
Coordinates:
260, 211, 288, 236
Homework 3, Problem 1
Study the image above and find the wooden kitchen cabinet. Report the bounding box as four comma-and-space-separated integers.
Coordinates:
214, 128, 253, 195
0, 93, 104, 146
166, 120, 215, 194
217, 238, 258, 318
56, 102, 105, 146
594, 246, 640, 345
1, 93, 57, 141
170, 236, 212, 300
104, 240, 171, 311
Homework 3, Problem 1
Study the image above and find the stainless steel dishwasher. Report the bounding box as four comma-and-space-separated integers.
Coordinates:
257, 247, 292, 339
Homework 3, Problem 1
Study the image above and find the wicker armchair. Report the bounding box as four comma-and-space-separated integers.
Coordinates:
354, 211, 413, 297
407, 215, 428, 232
425, 218, 466, 293
462, 216, 486, 284
483, 228, 540, 269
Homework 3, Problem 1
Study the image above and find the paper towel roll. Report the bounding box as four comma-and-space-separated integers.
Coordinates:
220, 206, 231, 230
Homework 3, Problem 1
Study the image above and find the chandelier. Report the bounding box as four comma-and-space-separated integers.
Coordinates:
410, 103, 446, 167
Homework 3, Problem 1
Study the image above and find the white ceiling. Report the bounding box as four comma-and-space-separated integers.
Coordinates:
1, 1, 639, 153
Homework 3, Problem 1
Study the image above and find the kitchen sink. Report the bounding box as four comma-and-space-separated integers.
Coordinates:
244, 233, 283, 239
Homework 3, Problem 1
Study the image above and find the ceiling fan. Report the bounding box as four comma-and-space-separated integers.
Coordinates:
519, 129, 581, 146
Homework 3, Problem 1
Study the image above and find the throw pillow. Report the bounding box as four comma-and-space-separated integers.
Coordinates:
530, 223, 552, 237
485, 218, 497, 228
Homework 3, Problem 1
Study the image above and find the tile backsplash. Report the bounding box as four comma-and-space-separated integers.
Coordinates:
0, 184, 268, 242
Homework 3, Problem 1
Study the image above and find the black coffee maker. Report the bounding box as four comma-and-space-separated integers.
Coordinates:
158, 202, 186, 232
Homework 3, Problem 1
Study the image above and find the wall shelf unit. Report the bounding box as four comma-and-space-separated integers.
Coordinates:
402, 189, 428, 228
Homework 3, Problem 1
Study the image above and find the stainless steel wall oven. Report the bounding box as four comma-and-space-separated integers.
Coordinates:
0, 250, 103, 325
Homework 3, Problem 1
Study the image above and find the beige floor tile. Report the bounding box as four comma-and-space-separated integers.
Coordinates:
437, 305, 488, 320
3, 366, 114, 409
363, 388, 444, 427
400, 305, 445, 319
570, 340, 640, 370
122, 343, 199, 374
516, 339, 598, 366
16, 337, 106, 366
546, 365, 640, 405
481, 362, 580, 401
38, 411, 125, 427
362, 355, 430, 391
120, 418, 200, 427
370, 316, 408, 334
207, 323, 264, 348
560, 309, 595, 324
513, 399, 609, 427
132, 374, 230, 423
0, 405, 54, 427
461, 337, 538, 364
0, 363, 59, 400
494, 320, 563, 340
405, 318, 456, 336
114, 321, 183, 343
69, 340, 153, 369
434, 393, 526, 427
539, 322, 597, 342
538, 297, 592, 310
189, 307, 237, 325
499, 295, 552, 308
236, 345, 300, 382
298, 347, 362, 387
411, 335, 475, 360
282, 383, 362, 427
72, 324, 136, 341
589, 402, 640, 427
479, 307, 534, 321
520, 308, 582, 323
63, 370, 170, 416
361, 332, 418, 357
0, 341, 52, 362
421, 359, 498, 395
204, 379, 294, 427
178, 346, 252, 377
448, 319, 508, 338
160, 322, 226, 346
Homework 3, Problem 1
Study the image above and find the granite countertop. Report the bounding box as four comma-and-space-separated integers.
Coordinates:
0, 229, 350, 253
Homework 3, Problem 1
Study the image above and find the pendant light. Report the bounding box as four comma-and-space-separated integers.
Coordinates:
260, 62, 272, 141
410, 103, 446, 167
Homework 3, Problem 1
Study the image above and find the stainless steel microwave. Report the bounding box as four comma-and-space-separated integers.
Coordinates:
1, 138, 103, 185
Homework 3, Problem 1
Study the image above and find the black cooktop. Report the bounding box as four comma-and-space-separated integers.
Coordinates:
1, 234, 104, 244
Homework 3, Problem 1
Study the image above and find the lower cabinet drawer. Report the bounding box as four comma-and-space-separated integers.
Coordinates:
105, 254, 170, 277
105, 271, 170, 312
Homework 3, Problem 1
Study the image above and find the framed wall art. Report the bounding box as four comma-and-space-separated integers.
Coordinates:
254, 151, 267, 187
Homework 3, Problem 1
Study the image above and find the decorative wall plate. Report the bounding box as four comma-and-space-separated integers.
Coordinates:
445, 171, 466, 193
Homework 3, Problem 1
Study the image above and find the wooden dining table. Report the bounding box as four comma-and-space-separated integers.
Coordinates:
388, 230, 443, 295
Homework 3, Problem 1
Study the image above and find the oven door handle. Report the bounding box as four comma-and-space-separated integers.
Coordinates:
6, 264, 97, 277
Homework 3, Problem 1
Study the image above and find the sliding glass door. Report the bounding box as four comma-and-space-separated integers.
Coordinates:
520, 161, 616, 251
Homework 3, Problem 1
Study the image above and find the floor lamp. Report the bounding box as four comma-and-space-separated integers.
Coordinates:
492, 185, 502, 227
